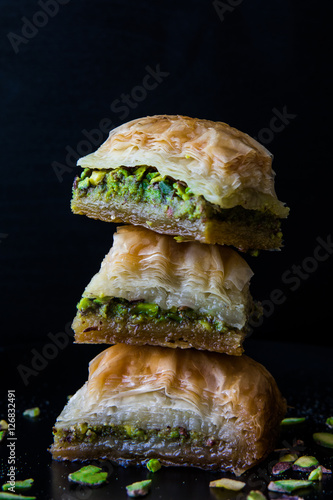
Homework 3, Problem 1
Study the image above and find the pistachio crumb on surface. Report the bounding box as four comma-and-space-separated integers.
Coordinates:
68, 465, 108, 487
293, 455, 319, 469
313, 432, 333, 449
0, 420, 8, 430
280, 417, 306, 426
246, 491, 267, 500
209, 478, 246, 490
146, 458, 161, 472
0, 493, 36, 499
308, 466, 323, 481
326, 417, 333, 428
2, 479, 34, 491
268, 479, 313, 493
272, 461, 292, 475
22, 407, 40, 419
279, 453, 298, 462
126, 479, 152, 497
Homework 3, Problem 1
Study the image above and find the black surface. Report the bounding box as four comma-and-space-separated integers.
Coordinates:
1, 339, 332, 499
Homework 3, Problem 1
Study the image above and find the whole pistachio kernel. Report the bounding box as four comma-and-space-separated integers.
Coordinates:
280, 417, 306, 426
126, 479, 152, 497
293, 455, 319, 468
313, 432, 333, 449
209, 478, 246, 491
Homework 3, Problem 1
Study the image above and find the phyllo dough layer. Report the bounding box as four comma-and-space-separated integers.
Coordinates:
72, 226, 258, 355
71, 115, 289, 251
51, 344, 287, 475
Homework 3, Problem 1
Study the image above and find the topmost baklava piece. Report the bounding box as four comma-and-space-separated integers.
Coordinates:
71, 115, 289, 252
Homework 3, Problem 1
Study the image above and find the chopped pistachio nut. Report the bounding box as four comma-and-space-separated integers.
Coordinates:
293, 455, 319, 468
0, 494, 36, 500
126, 479, 152, 497
280, 417, 306, 426
250, 249, 260, 257
313, 432, 333, 449
246, 491, 266, 500
131, 303, 159, 315
146, 459, 161, 472
271, 461, 292, 475
209, 478, 245, 491
22, 407, 40, 418
78, 177, 90, 190
308, 466, 323, 481
279, 453, 298, 462
326, 417, 333, 428
2, 479, 34, 492
0, 420, 8, 430
68, 465, 107, 487
89, 170, 106, 186
268, 479, 313, 493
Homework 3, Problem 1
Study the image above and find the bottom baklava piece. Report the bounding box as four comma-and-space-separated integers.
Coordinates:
50, 344, 286, 475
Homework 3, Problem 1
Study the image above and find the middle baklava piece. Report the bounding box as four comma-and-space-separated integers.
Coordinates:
72, 226, 258, 355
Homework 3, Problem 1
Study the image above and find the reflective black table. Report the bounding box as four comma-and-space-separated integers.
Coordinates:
1, 339, 332, 499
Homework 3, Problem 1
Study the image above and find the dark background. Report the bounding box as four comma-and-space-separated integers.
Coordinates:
1, 0, 332, 349
1, 3, 333, 498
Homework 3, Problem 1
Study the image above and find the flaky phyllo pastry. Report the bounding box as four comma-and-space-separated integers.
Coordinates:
71, 114, 289, 251
51, 344, 286, 474
72, 226, 258, 355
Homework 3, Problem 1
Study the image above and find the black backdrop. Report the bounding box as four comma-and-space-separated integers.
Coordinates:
1, 0, 332, 349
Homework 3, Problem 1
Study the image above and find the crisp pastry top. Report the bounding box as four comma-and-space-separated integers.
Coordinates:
56, 344, 286, 435
77, 114, 289, 217
83, 226, 254, 328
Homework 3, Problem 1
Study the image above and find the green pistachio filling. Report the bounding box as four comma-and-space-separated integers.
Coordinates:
53, 422, 215, 448
77, 296, 239, 335
73, 165, 281, 233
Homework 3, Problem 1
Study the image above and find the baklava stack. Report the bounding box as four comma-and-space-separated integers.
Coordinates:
51, 115, 288, 475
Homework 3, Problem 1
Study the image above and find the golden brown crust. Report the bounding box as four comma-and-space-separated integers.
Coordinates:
51, 345, 287, 474
72, 226, 255, 352
72, 313, 246, 355
71, 195, 283, 251
50, 435, 270, 473
77, 115, 289, 216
